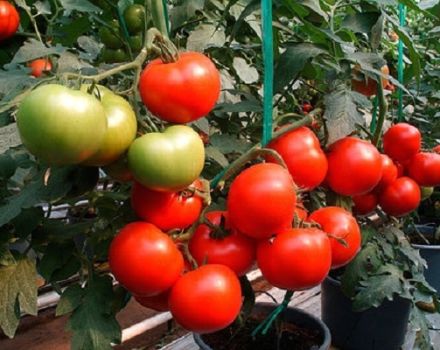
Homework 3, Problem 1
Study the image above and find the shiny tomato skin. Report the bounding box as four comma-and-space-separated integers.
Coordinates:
139, 52, 221, 123
28, 58, 52, 77
257, 228, 331, 290
109, 222, 184, 296
227, 163, 297, 240
0, 1, 19, 41
188, 211, 256, 276
134, 289, 170, 312
407, 152, 440, 187
326, 137, 383, 196
383, 123, 421, 162
309, 206, 361, 269
378, 177, 421, 217
169, 264, 242, 334
267, 126, 328, 190
131, 180, 203, 231
352, 192, 378, 215
376, 154, 398, 190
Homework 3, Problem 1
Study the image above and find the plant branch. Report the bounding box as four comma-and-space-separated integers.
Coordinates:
22, 5, 43, 43
151, 0, 169, 37
372, 75, 388, 146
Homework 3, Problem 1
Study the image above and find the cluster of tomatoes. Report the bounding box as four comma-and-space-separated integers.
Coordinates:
99, 4, 145, 63
352, 123, 440, 217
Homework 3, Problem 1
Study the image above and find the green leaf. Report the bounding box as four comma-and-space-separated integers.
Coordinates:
0, 257, 38, 338
210, 134, 251, 154
0, 154, 17, 179
58, 0, 101, 15
0, 246, 16, 267
205, 146, 229, 167
78, 36, 103, 62
67, 275, 122, 350
10, 39, 66, 64
410, 306, 434, 350
341, 12, 381, 34
324, 87, 370, 144
34, 1, 52, 15
0, 68, 35, 96
53, 17, 93, 47
299, 0, 329, 22
233, 57, 259, 84
39, 242, 81, 283
215, 100, 262, 113
186, 24, 226, 52
370, 12, 384, 50
353, 264, 404, 311
274, 43, 326, 93
56, 284, 84, 316
169, 0, 205, 31
11, 207, 44, 239
230, 0, 260, 40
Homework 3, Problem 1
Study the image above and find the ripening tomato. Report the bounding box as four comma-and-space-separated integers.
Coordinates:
326, 137, 383, 196
267, 126, 328, 190
378, 177, 421, 217
0, 1, 19, 41
109, 222, 184, 296
352, 192, 378, 216
139, 52, 221, 123
227, 163, 297, 240
135, 289, 170, 312
352, 65, 389, 97
433, 145, 440, 154
375, 154, 398, 190
131, 180, 203, 231
309, 206, 361, 269
257, 228, 331, 290
169, 264, 242, 334
302, 103, 313, 113
28, 58, 52, 77
383, 123, 421, 162
188, 211, 256, 276
407, 152, 440, 187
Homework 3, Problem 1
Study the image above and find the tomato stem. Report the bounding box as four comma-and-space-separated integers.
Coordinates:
372, 73, 388, 147
151, 0, 169, 38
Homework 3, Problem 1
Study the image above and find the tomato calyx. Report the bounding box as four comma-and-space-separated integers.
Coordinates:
201, 213, 231, 240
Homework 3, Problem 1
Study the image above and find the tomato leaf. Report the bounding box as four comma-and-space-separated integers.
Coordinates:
56, 284, 84, 316
10, 39, 66, 64
341, 12, 381, 34
66, 275, 122, 350
38, 242, 81, 283
233, 57, 259, 84
186, 24, 226, 52
58, 0, 101, 16
410, 306, 434, 350
0, 257, 38, 338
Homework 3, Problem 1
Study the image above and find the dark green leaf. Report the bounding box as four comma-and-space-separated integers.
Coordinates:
341, 12, 381, 34
11, 207, 44, 239
0, 154, 17, 179
39, 242, 81, 282
210, 134, 251, 154
56, 284, 84, 316
370, 12, 384, 50
59, 0, 101, 15
10, 39, 66, 64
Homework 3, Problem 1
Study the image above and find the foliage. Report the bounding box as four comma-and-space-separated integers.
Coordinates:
1, 0, 440, 349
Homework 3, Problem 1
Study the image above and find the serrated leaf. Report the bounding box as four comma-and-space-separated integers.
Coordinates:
205, 146, 229, 167
10, 39, 66, 64
0, 257, 38, 338
59, 0, 101, 15
56, 284, 84, 316
186, 24, 226, 51
0, 68, 35, 96
39, 242, 81, 283
233, 57, 259, 84
67, 275, 121, 350
274, 43, 326, 93
210, 134, 251, 154
324, 88, 370, 144
56, 52, 92, 73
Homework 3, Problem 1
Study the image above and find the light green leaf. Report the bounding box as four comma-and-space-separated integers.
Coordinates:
0, 258, 38, 338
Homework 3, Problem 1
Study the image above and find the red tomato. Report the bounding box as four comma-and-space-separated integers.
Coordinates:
131, 180, 203, 231
302, 102, 313, 113
326, 137, 383, 196
352, 192, 378, 216
294, 202, 308, 222
109, 222, 184, 296
309, 206, 361, 269
407, 152, 440, 187
135, 289, 170, 312
375, 154, 398, 190
257, 228, 331, 290
383, 123, 421, 162
378, 177, 421, 217
169, 264, 242, 334
227, 163, 297, 240
139, 52, 221, 123
0, 1, 19, 41
433, 145, 440, 154
352, 65, 389, 97
395, 161, 405, 177
267, 126, 328, 190
28, 58, 52, 77
188, 211, 256, 276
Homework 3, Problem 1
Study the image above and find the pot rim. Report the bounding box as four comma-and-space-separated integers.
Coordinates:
193, 302, 331, 350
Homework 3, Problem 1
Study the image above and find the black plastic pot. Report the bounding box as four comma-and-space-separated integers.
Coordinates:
412, 224, 440, 293
194, 302, 331, 350
321, 276, 411, 350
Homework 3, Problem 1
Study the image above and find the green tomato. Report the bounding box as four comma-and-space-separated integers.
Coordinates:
128, 125, 205, 191
129, 34, 143, 52
80, 85, 137, 167
100, 48, 129, 63
421, 186, 434, 200
99, 23, 122, 49
16, 84, 107, 165
124, 4, 145, 34
112, 48, 129, 63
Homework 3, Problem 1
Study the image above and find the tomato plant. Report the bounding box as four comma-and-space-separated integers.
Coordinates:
257, 228, 331, 290
28, 58, 52, 77
139, 52, 221, 123
128, 125, 205, 191
109, 222, 184, 296
16, 84, 108, 165
383, 123, 421, 162
227, 163, 297, 240
326, 137, 383, 196
309, 206, 361, 268
378, 177, 421, 217
168, 264, 242, 334
267, 126, 327, 190
188, 211, 256, 276
0, 1, 19, 41
407, 152, 440, 187
131, 180, 203, 231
